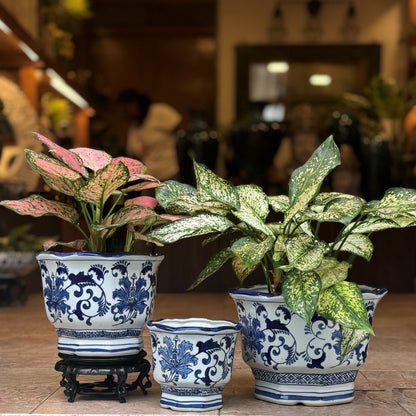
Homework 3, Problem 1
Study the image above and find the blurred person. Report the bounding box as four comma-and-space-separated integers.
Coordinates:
118, 89, 181, 180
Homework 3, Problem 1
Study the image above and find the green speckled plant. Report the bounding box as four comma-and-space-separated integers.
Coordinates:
149, 136, 416, 357
0, 133, 181, 253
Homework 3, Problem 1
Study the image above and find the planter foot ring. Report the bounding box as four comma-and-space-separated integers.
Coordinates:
54, 350, 152, 402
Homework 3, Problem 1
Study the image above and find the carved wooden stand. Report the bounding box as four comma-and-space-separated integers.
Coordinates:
55, 350, 152, 402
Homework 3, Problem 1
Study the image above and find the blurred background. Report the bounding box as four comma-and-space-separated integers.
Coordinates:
0, 0, 416, 298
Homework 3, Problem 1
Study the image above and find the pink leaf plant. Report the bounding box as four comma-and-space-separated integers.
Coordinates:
0, 133, 182, 253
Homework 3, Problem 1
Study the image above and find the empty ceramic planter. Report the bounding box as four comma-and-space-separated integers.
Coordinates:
147, 318, 241, 411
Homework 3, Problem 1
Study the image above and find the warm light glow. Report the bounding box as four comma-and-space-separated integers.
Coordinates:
309, 74, 332, 86
46, 68, 89, 109
267, 61, 289, 73
0, 19, 12, 34
18, 41, 39, 62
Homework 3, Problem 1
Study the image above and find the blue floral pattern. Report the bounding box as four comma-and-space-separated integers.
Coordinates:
39, 258, 155, 326
235, 298, 378, 370
151, 332, 237, 387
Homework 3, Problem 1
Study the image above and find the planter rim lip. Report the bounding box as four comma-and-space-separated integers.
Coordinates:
35, 251, 165, 261
229, 284, 388, 299
147, 318, 241, 334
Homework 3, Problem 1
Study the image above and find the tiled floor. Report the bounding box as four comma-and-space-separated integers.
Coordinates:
1, 291, 416, 416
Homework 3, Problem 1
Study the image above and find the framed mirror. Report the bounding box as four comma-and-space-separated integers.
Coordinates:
235, 44, 381, 122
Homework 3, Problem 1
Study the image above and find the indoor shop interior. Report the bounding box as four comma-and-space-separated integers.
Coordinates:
0, 1, 416, 415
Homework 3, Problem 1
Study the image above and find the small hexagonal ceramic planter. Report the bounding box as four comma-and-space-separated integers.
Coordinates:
147, 318, 241, 411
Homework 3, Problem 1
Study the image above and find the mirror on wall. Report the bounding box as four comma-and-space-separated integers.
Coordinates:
235, 44, 381, 123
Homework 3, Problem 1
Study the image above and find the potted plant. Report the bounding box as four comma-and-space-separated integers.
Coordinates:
147, 136, 416, 405
0, 132, 181, 359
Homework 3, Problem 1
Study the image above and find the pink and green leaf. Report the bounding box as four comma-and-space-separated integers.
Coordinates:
25, 149, 84, 196
77, 162, 129, 205
34, 132, 88, 177
0, 195, 79, 224
43, 239, 86, 251
125, 196, 157, 209
125, 181, 164, 192
126, 224, 164, 246
100, 205, 157, 229
112, 157, 147, 178
70, 147, 112, 172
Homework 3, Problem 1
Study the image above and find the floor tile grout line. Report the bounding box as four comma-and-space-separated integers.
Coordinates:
29, 386, 61, 414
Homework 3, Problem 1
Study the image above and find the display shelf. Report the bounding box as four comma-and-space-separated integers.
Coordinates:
0, 2, 92, 146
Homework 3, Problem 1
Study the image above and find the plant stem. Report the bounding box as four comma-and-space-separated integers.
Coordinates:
261, 259, 273, 293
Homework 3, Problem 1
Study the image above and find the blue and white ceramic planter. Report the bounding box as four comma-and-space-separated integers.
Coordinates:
229, 285, 387, 406
147, 318, 241, 412
36, 252, 164, 358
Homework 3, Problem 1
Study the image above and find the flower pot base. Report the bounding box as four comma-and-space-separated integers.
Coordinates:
160, 386, 224, 411
54, 350, 152, 402
56, 328, 143, 357
252, 368, 357, 406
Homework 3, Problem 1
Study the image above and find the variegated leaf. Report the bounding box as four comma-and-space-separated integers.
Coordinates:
288, 136, 340, 206
34, 132, 88, 177
194, 161, 240, 210
273, 234, 287, 263
282, 269, 321, 324
77, 162, 129, 205
317, 281, 373, 333
339, 326, 369, 362
147, 213, 234, 244
232, 209, 274, 236
71, 147, 112, 172
284, 177, 321, 225
305, 193, 365, 225
127, 225, 164, 247
0, 195, 79, 224
231, 236, 274, 268
112, 156, 147, 176
347, 216, 416, 234
188, 248, 233, 290
125, 180, 164, 192
25, 149, 84, 196
267, 222, 284, 235
155, 180, 230, 215
363, 187, 416, 219
232, 256, 259, 284
236, 184, 269, 221
285, 233, 327, 271
44, 239, 86, 251
269, 195, 290, 213
332, 233, 373, 261
155, 180, 196, 208
315, 257, 350, 290
125, 196, 157, 209
97, 205, 157, 230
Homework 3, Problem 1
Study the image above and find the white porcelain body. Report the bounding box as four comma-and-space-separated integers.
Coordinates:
147, 318, 241, 412
229, 284, 387, 406
36, 252, 164, 357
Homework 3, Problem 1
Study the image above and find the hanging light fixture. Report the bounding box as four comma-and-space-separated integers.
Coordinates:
303, 0, 323, 42
269, 2, 286, 43
340, 1, 359, 41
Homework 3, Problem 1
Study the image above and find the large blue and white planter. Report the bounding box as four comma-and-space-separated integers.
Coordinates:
147, 318, 241, 412
229, 285, 387, 406
36, 252, 164, 358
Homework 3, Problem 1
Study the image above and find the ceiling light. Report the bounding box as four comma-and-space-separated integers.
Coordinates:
46, 68, 89, 109
18, 41, 39, 62
267, 61, 289, 73
309, 74, 332, 86
0, 18, 12, 34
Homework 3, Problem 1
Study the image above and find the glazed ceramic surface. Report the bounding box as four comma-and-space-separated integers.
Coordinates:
229, 285, 387, 406
36, 252, 164, 357
147, 318, 241, 412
